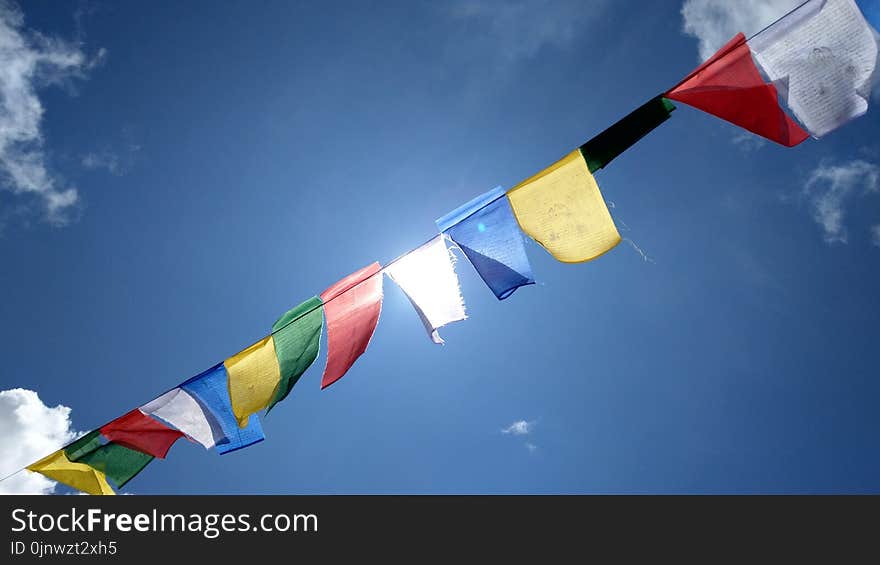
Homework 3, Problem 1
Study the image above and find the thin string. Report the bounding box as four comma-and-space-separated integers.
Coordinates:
1, 0, 823, 487
0, 467, 23, 483
747, 0, 814, 41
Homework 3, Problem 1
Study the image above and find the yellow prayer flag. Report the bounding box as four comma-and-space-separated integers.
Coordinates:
506, 150, 620, 263
224, 335, 282, 428
26, 449, 115, 496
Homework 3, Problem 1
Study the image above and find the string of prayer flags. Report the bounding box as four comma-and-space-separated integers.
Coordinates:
506, 150, 620, 263
385, 235, 467, 344
267, 296, 323, 413
436, 186, 534, 300
224, 336, 282, 428
666, 33, 810, 147
26, 449, 116, 496
180, 363, 266, 454
579, 95, 676, 172
140, 388, 226, 449
99, 409, 184, 459
19, 0, 880, 495
750, 0, 878, 138
320, 263, 383, 389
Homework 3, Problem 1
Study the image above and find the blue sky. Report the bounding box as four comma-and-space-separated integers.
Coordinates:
1, 0, 879, 494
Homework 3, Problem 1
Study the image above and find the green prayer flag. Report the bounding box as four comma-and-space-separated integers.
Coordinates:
75, 443, 154, 489
579, 95, 675, 172
267, 296, 323, 413
64, 430, 103, 462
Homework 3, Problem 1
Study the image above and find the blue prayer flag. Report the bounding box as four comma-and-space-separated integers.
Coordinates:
181, 364, 265, 455
436, 186, 535, 300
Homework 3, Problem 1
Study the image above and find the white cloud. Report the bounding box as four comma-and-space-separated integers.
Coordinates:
731, 131, 767, 152
81, 151, 120, 174
803, 160, 879, 244
681, 0, 803, 61
501, 420, 539, 452
501, 419, 533, 435
0, 388, 78, 495
450, 0, 606, 62
0, 1, 101, 225
80, 128, 141, 176
81, 149, 128, 176
871, 225, 880, 247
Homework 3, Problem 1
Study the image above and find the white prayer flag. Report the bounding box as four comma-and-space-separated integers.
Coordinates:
385, 235, 467, 344
140, 388, 225, 449
750, 0, 878, 137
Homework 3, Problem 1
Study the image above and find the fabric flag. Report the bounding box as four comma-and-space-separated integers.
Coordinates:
75, 444, 152, 489
579, 95, 676, 172
64, 429, 103, 462
224, 336, 282, 428
666, 33, 809, 146
99, 409, 184, 459
320, 262, 383, 389
436, 186, 534, 300
26, 449, 115, 496
750, 0, 878, 137
385, 235, 467, 344
181, 363, 265, 455
140, 388, 226, 449
65, 432, 153, 490
506, 150, 620, 263
267, 296, 323, 413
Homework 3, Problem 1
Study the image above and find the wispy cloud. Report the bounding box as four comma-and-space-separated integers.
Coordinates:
81, 143, 140, 177
0, 388, 79, 494
449, 0, 606, 63
0, 1, 102, 225
501, 419, 539, 452
871, 225, 880, 247
81, 150, 123, 175
731, 131, 767, 152
501, 419, 533, 435
803, 160, 879, 244
80, 125, 141, 177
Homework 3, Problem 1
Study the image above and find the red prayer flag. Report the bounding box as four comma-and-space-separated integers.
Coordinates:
666, 33, 809, 147
100, 410, 184, 459
319, 262, 383, 390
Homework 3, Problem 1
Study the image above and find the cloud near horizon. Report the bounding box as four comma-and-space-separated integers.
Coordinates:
0, 388, 79, 495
